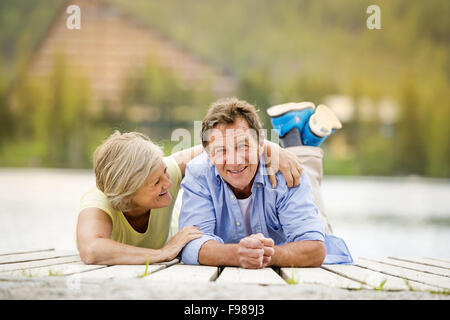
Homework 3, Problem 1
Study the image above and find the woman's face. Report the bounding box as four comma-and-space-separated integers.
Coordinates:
129, 161, 173, 214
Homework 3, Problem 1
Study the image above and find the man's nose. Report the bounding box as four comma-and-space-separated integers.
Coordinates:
225, 148, 245, 165
225, 148, 236, 165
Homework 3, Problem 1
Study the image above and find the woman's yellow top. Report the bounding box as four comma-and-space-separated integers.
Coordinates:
79, 156, 182, 249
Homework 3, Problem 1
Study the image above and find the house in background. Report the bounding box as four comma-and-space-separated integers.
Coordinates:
19, 0, 236, 118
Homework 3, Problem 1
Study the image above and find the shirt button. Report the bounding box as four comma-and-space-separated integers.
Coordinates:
236, 222, 241, 226
231, 195, 235, 199
257, 184, 260, 188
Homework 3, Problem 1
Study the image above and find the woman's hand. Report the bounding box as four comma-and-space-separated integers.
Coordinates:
264, 140, 302, 188
162, 226, 203, 261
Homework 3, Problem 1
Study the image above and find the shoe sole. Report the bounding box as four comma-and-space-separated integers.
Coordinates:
267, 102, 315, 117
309, 104, 342, 137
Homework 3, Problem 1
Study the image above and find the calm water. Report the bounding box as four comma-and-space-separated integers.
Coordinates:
0, 169, 449, 259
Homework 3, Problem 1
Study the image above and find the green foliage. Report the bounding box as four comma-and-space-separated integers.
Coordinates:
0, 61, 14, 146
137, 255, 151, 278
375, 279, 387, 291
0, 0, 65, 82
119, 54, 213, 141
323, 155, 360, 176
1, 53, 108, 168
48, 269, 64, 276
285, 267, 299, 285
237, 69, 273, 128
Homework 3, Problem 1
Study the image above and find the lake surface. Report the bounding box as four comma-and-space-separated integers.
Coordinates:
0, 169, 449, 259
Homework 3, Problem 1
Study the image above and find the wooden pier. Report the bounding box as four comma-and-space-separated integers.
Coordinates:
0, 248, 449, 299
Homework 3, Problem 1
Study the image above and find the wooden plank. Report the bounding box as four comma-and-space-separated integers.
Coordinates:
216, 267, 286, 285
425, 258, 450, 269
73, 264, 166, 279
357, 258, 450, 290
0, 255, 81, 273
373, 257, 450, 278
280, 267, 365, 289
153, 258, 180, 267
0, 248, 54, 256
0, 250, 78, 265
145, 264, 219, 282
323, 264, 441, 291
426, 257, 450, 264
390, 257, 450, 270
2, 261, 105, 277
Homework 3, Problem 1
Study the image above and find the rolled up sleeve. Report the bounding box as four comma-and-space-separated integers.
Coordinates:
277, 171, 325, 243
179, 164, 222, 265
181, 234, 224, 265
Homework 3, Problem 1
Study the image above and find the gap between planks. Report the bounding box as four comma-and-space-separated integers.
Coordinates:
389, 256, 450, 271
371, 257, 450, 278
0, 248, 55, 257
0, 255, 82, 273
280, 266, 366, 290
65, 259, 181, 280
0, 250, 78, 265
356, 258, 450, 291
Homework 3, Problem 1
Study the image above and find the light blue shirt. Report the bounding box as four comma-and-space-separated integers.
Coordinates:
179, 152, 353, 265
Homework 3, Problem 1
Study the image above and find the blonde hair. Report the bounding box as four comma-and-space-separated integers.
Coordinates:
93, 131, 164, 212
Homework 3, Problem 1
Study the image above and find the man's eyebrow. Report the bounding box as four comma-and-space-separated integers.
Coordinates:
237, 136, 249, 143
235, 135, 250, 144
212, 145, 226, 151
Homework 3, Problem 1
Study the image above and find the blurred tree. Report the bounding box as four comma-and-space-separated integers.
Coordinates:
44, 53, 94, 167
394, 75, 426, 175
284, 73, 338, 104
237, 69, 273, 128
120, 54, 213, 141
0, 59, 14, 145
423, 78, 450, 178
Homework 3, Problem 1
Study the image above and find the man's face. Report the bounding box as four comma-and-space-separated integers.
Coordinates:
206, 117, 263, 195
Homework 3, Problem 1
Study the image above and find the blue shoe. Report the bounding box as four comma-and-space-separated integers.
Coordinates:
302, 104, 342, 146
267, 102, 315, 137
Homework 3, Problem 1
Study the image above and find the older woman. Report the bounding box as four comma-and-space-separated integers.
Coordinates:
76, 130, 301, 265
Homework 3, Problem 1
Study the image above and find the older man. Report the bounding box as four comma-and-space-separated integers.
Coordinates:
179, 98, 352, 268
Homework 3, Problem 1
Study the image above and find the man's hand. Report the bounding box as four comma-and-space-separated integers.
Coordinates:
264, 141, 302, 188
237, 233, 275, 269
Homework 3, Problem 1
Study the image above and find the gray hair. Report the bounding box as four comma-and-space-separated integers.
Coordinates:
93, 131, 164, 212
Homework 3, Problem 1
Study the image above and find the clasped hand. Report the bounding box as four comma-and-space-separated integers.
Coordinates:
237, 233, 275, 269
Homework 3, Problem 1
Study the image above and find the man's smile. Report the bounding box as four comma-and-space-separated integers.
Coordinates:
227, 166, 248, 175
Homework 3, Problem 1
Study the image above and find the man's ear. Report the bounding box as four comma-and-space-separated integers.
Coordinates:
204, 144, 215, 163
